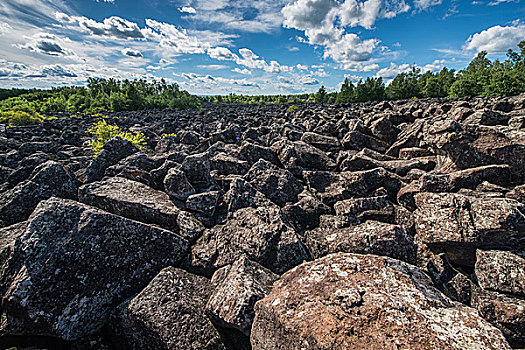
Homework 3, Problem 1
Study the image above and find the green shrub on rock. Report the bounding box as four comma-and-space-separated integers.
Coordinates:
87, 119, 147, 156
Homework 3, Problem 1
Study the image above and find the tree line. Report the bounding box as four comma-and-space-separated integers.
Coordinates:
1, 40, 524, 124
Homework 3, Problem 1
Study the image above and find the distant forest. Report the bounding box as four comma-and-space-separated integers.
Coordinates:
1, 41, 524, 126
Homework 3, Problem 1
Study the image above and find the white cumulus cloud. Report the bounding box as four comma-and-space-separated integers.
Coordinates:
465, 24, 525, 53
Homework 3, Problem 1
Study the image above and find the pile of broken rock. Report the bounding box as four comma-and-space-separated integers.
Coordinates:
0, 95, 524, 349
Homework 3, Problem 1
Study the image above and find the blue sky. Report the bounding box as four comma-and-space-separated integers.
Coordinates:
0, 0, 523, 95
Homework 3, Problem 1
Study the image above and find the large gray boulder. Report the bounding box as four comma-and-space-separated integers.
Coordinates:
475, 250, 525, 297
109, 267, 226, 350
79, 177, 181, 230
0, 198, 188, 340
414, 192, 525, 265
0, 161, 77, 227
206, 256, 278, 336
189, 204, 309, 277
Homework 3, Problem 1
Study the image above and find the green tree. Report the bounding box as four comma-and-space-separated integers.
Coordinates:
335, 77, 355, 103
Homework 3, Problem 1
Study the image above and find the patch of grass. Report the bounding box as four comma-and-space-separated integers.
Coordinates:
287, 104, 299, 113
0, 110, 44, 126
87, 119, 147, 156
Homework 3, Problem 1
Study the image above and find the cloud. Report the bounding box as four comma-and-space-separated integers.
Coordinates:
413, 0, 443, 10
233, 67, 252, 74
343, 62, 380, 71
179, 6, 197, 14
197, 64, 228, 70
299, 74, 320, 85
144, 19, 209, 54
121, 48, 143, 58
323, 34, 379, 63
207, 46, 292, 73
41, 64, 77, 77
55, 13, 145, 39
0, 22, 12, 35
488, 0, 519, 5
281, 0, 407, 65
296, 63, 309, 70
313, 68, 329, 77
96, 0, 115, 3
186, 0, 287, 33
375, 62, 411, 78
207, 46, 238, 60
465, 24, 525, 53
18, 32, 77, 57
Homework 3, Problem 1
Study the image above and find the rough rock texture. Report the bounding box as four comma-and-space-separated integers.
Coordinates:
2, 95, 525, 348
0, 161, 77, 227
109, 267, 226, 350
251, 253, 511, 350
79, 176, 181, 230
0, 198, 188, 341
414, 192, 525, 265
206, 256, 278, 336
244, 159, 303, 206
189, 205, 309, 277
305, 220, 416, 263
471, 285, 525, 348
475, 250, 525, 297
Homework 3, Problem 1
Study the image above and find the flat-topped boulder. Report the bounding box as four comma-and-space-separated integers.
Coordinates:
79, 176, 181, 230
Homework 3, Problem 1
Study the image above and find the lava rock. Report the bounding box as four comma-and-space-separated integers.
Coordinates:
206, 256, 278, 336
79, 177, 181, 230
414, 192, 525, 266
475, 249, 525, 297
0, 160, 78, 227
251, 253, 511, 350
189, 205, 309, 277
244, 159, 303, 207
108, 267, 226, 350
0, 198, 188, 341
304, 220, 416, 263
163, 166, 195, 201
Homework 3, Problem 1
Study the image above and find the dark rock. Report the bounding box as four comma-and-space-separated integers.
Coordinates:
305, 220, 416, 263
109, 267, 226, 350
79, 177, 180, 230
300, 132, 341, 152
281, 191, 330, 232
181, 152, 216, 191
0, 198, 188, 340
206, 256, 278, 336
271, 140, 336, 176
424, 253, 471, 304
414, 192, 525, 266
0, 161, 78, 227
85, 137, 138, 183
163, 166, 195, 201
244, 159, 303, 207
342, 130, 388, 153
471, 284, 525, 348
251, 253, 511, 350
210, 152, 249, 175
333, 195, 395, 225
304, 167, 403, 206
475, 250, 525, 297
238, 141, 281, 167
189, 205, 309, 277
176, 211, 205, 243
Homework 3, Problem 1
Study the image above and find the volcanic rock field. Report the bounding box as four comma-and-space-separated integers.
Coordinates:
1, 95, 524, 349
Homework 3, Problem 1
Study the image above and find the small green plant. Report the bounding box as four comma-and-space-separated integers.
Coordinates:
0, 110, 44, 126
87, 119, 147, 156
161, 132, 178, 138
287, 104, 299, 113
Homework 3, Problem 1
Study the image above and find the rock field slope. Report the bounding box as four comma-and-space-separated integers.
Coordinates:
0, 95, 524, 349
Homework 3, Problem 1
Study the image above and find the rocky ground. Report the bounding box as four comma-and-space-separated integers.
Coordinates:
0, 95, 524, 349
